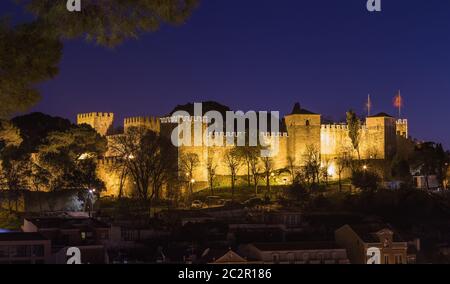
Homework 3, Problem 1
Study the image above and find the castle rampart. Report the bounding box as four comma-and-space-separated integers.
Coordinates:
77, 112, 114, 136
79, 104, 407, 197
124, 116, 161, 133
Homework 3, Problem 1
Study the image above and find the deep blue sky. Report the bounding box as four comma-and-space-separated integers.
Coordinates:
2, 0, 450, 149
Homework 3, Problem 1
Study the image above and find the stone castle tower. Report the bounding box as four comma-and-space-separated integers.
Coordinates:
396, 119, 408, 138
285, 103, 322, 165
77, 112, 114, 136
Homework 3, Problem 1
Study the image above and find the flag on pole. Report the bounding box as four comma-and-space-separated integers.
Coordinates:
393, 90, 402, 117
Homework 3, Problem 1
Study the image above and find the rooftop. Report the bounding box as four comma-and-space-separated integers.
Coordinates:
369, 112, 393, 118
289, 102, 318, 115
25, 217, 110, 229
0, 232, 48, 242
252, 241, 342, 251
349, 223, 404, 243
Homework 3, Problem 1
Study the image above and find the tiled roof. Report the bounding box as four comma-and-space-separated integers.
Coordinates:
290, 102, 317, 115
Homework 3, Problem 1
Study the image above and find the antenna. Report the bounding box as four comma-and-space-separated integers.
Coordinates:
366, 94, 372, 117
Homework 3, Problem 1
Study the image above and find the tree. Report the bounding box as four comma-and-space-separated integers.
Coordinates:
391, 156, 412, 182
24, 0, 199, 46
249, 151, 262, 195
28, 160, 51, 212
1, 1, 198, 117
0, 120, 22, 151
36, 124, 107, 191
286, 156, 299, 185
224, 148, 242, 199
105, 158, 129, 199
351, 170, 380, 191
286, 181, 310, 203
180, 152, 200, 196
0, 22, 62, 118
321, 157, 331, 185
12, 112, 72, 152
0, 158, 28, 212
302, 144, 321, 188
150, 140, 178, 201
346, 110, 361, 160
236, 144, 262, 188
206, 156, 217, 196
336, 147, 353, 191
110, 127, 175, 205
0, 120, 24, 212
411, 142, 449, 189
236, 146, 253, 187
261, 156, 273, 195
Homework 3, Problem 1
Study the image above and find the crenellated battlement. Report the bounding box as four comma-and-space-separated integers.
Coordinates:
77, 112, 114, 119
124, 116, 160, 125
321, 124, 349, 130
396, 118, 408, 138
124, 116, 161, 133
77, 112, 115, 136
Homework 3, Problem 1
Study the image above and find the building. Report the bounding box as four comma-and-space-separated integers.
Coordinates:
413, 175, 440, 189
0, 232, 51, 264
239, 242, 350, 264
22, 217, 111, 264
78, 102, 407, 196
198, 248, 249, 264
335, 224, 413, 264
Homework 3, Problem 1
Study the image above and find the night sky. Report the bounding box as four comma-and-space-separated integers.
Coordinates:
2, 0, 450, 149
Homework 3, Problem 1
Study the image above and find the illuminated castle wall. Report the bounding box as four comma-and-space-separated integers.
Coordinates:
78, 104, 406, 196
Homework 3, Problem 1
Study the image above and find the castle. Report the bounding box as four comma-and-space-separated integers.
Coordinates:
77, 103, 409, 197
